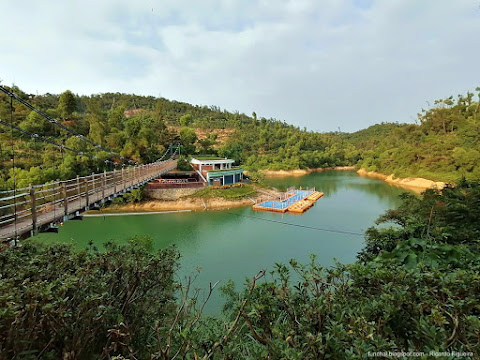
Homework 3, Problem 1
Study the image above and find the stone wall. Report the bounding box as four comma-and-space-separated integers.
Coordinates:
144, 187, 199, 200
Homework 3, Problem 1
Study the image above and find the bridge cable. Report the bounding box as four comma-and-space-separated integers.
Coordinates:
9, 96, 18, 245
0, 119, 128, 169
0, 86, 136, 166
1, 86, 174, 168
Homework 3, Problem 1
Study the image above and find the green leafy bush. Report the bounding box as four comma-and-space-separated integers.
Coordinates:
0, 239, 178, 359
1, 180, 480, 359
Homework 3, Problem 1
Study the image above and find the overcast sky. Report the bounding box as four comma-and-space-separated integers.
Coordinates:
1, 0, 479, 132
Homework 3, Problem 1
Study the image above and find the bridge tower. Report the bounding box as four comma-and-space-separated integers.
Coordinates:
169, 144, 181, 158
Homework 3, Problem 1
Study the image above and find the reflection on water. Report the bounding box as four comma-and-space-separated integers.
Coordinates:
34, 170, 411, 314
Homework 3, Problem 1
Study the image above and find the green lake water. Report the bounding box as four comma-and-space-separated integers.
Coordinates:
33, 171, 409, 313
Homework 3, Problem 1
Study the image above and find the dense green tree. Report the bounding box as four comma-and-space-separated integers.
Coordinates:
179, 126, 197, 154
85, 99, 108, 146
19, 110, 52, 135
108, 105, 126, 131
197, 133, 217, 154
58, 90, 77, 119
179, 113, 194, 127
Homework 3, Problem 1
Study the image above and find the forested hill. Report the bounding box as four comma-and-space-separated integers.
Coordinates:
1, 86, 479, 189
345, 90, 480, 182
0, 87, 256, 189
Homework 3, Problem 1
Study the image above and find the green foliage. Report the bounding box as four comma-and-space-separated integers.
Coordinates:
219, 119, 359, 171
216, 182, 480, 358
179, 126, 197, 154
0, 238, 179, 359
123, 187, 144, 203
351, 89, 480, 181
5, 167, 47, 189
1, 180, 480, 358
58, 90, 77, 119
19, 110, 53, 135
108, 105, 126, 131
377, 180, 480, 244
176, 155, 192, 171
4, 85, 479, 191
197, 133, 218, 154
179, 113, 194, 127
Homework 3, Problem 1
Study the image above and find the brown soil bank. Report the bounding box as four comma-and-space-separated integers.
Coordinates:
103, 198, 252, 212
357, 169, 446, 192
103, 186, 283, 212
260, 166, 355, 177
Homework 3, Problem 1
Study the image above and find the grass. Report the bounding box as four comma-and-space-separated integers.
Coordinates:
189, 184, 257, 199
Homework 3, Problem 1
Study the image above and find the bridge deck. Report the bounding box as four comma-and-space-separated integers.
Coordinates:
0, 160, 177, 241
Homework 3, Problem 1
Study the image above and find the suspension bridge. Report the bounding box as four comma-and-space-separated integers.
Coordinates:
0, 85, 179, 244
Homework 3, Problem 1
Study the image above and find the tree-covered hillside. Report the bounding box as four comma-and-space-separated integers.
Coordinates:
348, 89, 480, 182
0, 86, 257, 189
1, 86, 479, 190
0, 86, 356, 189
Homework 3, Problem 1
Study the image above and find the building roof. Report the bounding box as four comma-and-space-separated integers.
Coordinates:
207, 168, 244, 177
190, 156, 235, 165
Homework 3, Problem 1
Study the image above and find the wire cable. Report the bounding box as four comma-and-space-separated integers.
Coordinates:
0, 86, 136, 165
9, 97, 18, 244
0, 119, 111, 163
224, 211, 365, 236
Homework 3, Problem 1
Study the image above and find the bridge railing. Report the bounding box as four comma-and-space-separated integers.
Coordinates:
0, 187, 32, 234
0, 160, 176, 238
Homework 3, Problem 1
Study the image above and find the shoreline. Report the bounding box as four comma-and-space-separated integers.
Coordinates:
97, 198, 254, 212
356, 169, 446, 192
259, 166, 355, 177
92, 167, 447, 215
93, 186, 284, 213
83, 210, 192, 217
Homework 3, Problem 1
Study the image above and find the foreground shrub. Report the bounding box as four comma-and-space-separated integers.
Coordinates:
0, 239, 178, 359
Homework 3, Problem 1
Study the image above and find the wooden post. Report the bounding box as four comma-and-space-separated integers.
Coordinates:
92, 172, 96, 202
62, 182, 68, 216
102, 171, 106, 199
133, 166, 136, 186
29, 185, 37, 234
121, 167, 125, 191
76, 175, 80, 200
84, 178, 89, 208
113, 169, 117, 193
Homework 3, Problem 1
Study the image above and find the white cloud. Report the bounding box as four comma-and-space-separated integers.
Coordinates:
1, 0, 479, 132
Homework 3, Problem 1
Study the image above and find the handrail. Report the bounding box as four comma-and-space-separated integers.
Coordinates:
0, 159, 177, 240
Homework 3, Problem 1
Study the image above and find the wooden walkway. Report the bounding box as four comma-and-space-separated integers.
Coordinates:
0, 160, 177, 241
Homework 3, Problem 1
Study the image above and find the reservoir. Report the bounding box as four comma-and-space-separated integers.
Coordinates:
33, 170, 409, 313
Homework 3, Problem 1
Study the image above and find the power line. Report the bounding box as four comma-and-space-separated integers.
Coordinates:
224, 211, 365, 236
